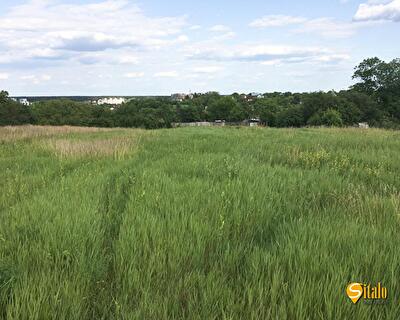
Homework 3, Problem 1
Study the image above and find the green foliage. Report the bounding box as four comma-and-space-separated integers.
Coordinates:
114, 98, 176, 129
1, 57, 400, 129
352, 57, 400, 94
308, 109, 343, 127
352, 57, 400, 125
0, 91, 33, 126
207, 96, 243, 121
276, 105, 305, 127
253, 99, 281, 126
31, 99, 93, 126
0, 91, 9, 104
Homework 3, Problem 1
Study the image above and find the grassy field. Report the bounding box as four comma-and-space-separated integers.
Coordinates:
0, 125, 399, 319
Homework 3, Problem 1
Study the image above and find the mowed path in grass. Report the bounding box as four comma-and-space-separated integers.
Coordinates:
0, 126, 399, 319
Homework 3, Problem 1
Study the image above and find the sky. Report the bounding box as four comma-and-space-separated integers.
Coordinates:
0, 0, 399, 96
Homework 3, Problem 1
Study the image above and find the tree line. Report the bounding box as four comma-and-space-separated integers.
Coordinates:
1, 57, 399, 129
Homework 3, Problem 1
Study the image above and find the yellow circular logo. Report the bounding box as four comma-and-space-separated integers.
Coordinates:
347, 283, 363, 304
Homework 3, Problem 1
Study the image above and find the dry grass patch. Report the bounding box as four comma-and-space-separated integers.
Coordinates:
0, 125, 115, 142
45, 135, 142, 159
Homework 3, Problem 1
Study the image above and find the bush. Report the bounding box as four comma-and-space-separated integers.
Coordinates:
308, 109, 343, 127
0, 92, 33, 126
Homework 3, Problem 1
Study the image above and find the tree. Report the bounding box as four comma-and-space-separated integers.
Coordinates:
352, 57, 384, 94
308, 109, 343, 127
253, 99, 281, 126
338, 90, 376, 124
208, 96, 243, 121
302, 92, 340, 121
276, 105, 305, 127
352, 58, 400, 94
114, 98, 176, 129
0, 90, 9, 104
177, 104, 202, 122
352, 57, 400, 125
30, 100, 93, 126
0, 92, 33, 126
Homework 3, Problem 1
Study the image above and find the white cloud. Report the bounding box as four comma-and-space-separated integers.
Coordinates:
189, 25, 202, 30
213, 32, 236, 41
0, 0, 187, 67
250, 15, 372, 38
250, 15, 307, 27
193, 66, 223, 74
209, 25, 232, 32
187, 44, 349, 65
20, 75, 36, 81
296, 18, 360, 38
74, 51, 140, 65
42, 74, 52, 81
354, 0, 400, 21
118, 55, 140, 65
154, 71, 179, 78
20, 74, 52, 84
314, 54, 351, 62
176, 35, 190, 43
261, 60, 282, 66
124, 72, 145, 78
0, 73, 9, 80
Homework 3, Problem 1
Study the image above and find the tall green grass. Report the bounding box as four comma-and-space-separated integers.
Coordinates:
0, 126, 399, 319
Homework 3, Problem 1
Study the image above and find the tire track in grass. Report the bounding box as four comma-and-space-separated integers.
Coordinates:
88, 167, 136, 319
0, 160, 101, 320
0, 260, 16, 320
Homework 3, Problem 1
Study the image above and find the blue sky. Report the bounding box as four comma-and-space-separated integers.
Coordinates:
0, 0, 399, 96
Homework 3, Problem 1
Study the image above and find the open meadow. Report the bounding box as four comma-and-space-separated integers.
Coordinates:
0, 125, 399, 319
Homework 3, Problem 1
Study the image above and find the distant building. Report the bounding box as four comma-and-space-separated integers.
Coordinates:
97, 97, 126, 105
242, 93, 264, 102
171, 93, 186, 102
19, 98, 31, 106
358, 122, 369, 129
250, 92, 264, 99
244, 118, 261, 127
171, 93, 194, 102
172, 122, 212, 128
214, 120, 226, 126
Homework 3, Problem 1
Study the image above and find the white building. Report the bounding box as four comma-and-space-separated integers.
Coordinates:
250, 92, 263, 99
97, 97, 126, 105
358, 122, 369, 129
171, 93, 194, 102
171, 93, 186, 102
19, 98, 31, 106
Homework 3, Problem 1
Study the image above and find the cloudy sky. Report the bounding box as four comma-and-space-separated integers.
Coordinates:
0, 0, 399, 96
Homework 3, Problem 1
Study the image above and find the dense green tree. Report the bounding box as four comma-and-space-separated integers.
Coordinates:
0, 91, 33, 125
276, 105, 305, 127
352, 57, 400, 124
0, 90, 9, 104
352, 57, 400, 94
208, 96, 243, 121
302, 92, 339, 121
177, 104, 202, 122
338, 91, 376, 124
114, 98, 175, 129
31, 100, 93, 126
253, 99, 281, 126
308, 109, 343, 127
90, 105, 115, 127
